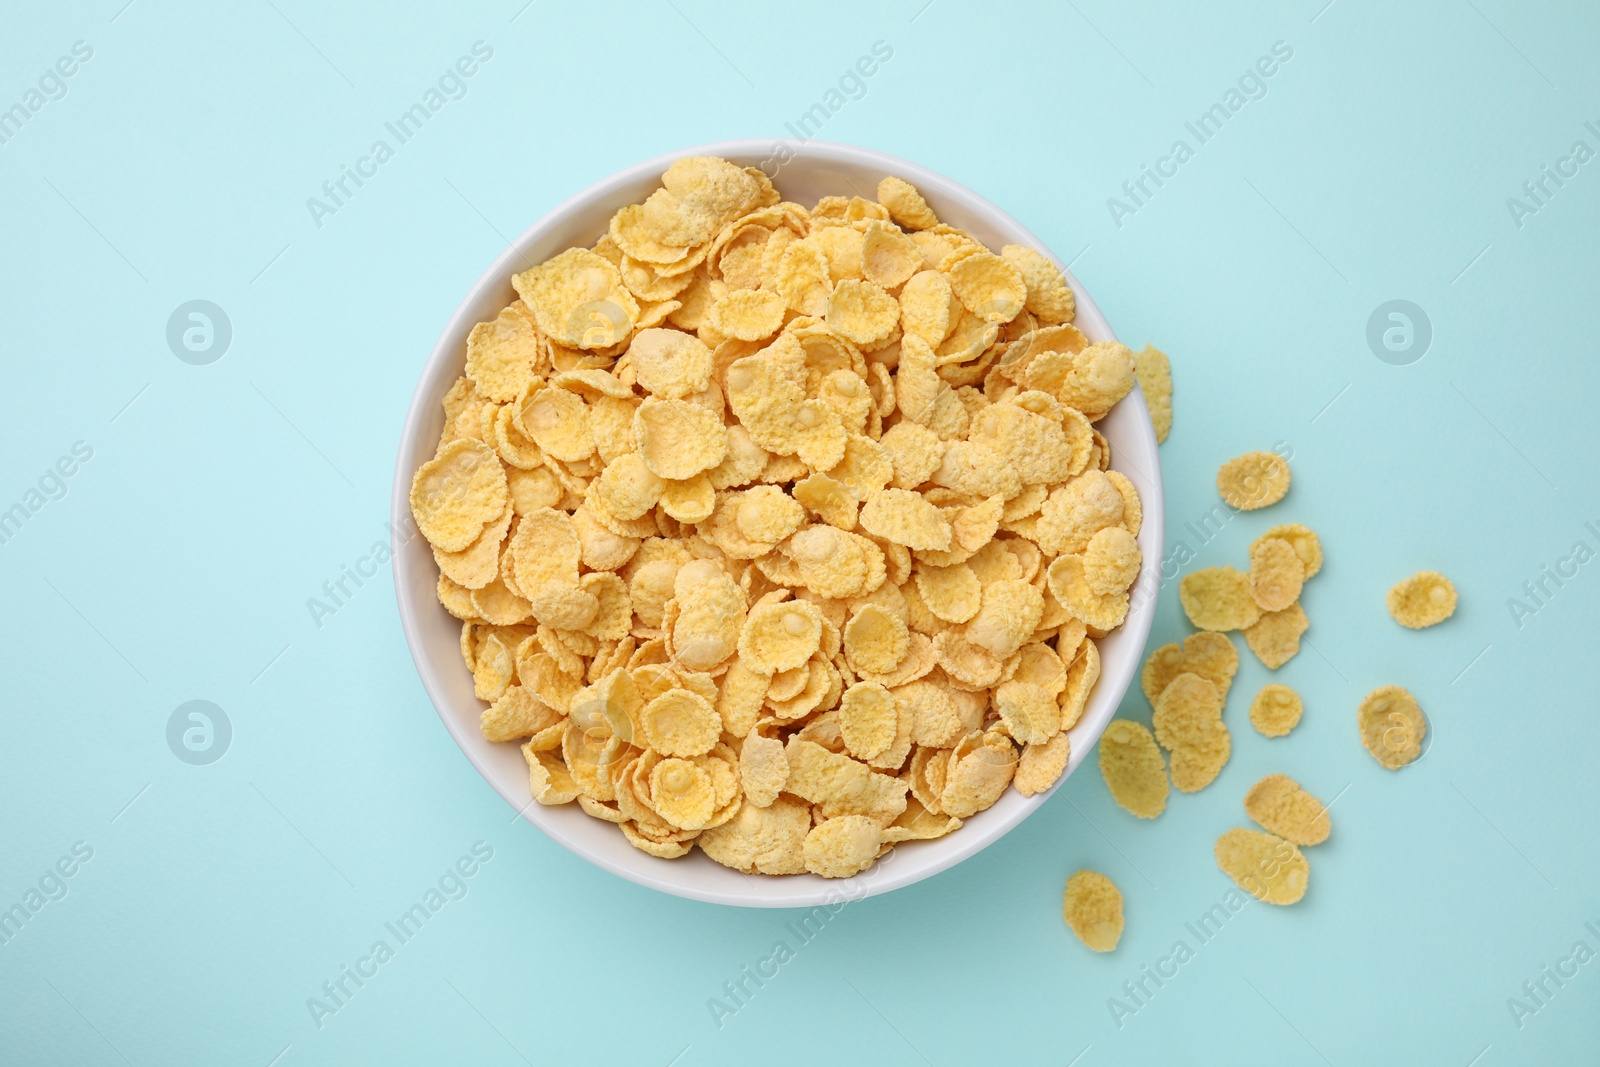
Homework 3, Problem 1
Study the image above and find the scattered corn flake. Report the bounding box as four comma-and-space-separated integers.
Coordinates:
1152, 672, 1223, 751
1062, 870, 1124, 952
1141, 632, 1239, 710
1097, 720, 1169, 819
1216, 450, 1290, 510
1153, 672, 1231, 793
1257, 523, 1322, 579
1179, 566, 1261, 632
1242, 602, 1308, 670
1244, 774, 1330, 846
1249, 536, 1306, 613
1214, 828, 1309, 905
1357, 685, 1427, 769
1250, 683, 1303, 738
1132, 344, 1171, 443
1387, 570, 1458, 629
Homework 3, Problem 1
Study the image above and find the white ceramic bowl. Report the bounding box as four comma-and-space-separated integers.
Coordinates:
392, 140, 1163, 908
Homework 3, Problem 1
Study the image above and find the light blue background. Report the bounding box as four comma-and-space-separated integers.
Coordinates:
2, 1, 1597, 1063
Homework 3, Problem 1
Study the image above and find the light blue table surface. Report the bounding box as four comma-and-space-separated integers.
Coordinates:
2, 1, 1597, 1063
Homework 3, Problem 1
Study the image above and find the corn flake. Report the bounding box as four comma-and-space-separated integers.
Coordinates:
465, 303, 540, 402
1062, 870, 1123, 952
1387, 570, 1457, 629
635, 397, 727, 480
738, 600, 823, 673
804, 815, 883, 879
1242, 602, 1308, 670
411, 438, 510, 552
640, 689, 720, 758
1179, 566, 1261, 632
629, 328, 713, 399
1214, 828, 1309, 905
837, 681, 899, 761
513, 247, 639, 351
858, 488, 952, 552
738, 731, 789, 807
1097, 720, 1168, 819
1357, 685, 1427, 769
1216, 450, 1290, 510
876, 176, 938, 230
708, 288, 786, 342
1244, 773, 1330, 846
948, 251, 1025, 323
1249, 683, 1303, 738
1014, 732, 1071, 796
1046, 555, 1129, 632
1133, 344, 1171, 443
1258, 523, 1322, 579
1249, 536, 1305, 613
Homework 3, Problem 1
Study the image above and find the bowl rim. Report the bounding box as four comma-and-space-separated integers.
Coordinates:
392, 138, 1164, 907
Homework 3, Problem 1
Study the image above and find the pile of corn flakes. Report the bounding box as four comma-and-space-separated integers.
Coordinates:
412, 156, 1148, 878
